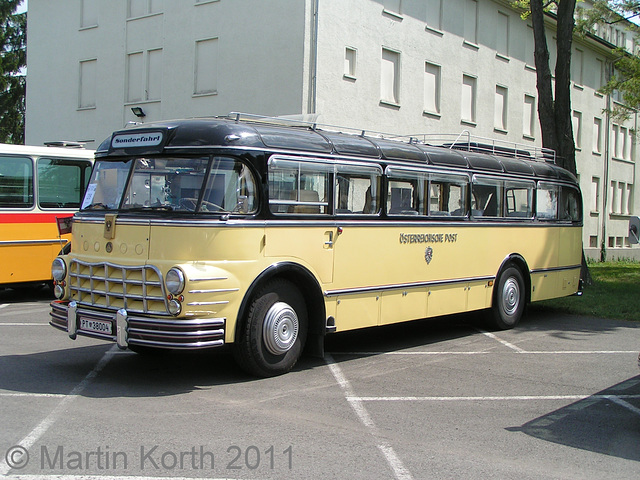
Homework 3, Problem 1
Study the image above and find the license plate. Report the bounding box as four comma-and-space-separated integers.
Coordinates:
80, 317, 113, 335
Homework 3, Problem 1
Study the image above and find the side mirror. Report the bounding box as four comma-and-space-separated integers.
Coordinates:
629, 216, 640, 245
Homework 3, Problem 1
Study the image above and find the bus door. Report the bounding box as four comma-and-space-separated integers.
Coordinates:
265, 157, 335, 284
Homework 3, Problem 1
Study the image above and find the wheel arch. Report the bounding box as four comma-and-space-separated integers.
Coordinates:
495, 254, 531, 305
235, 262, 326, 356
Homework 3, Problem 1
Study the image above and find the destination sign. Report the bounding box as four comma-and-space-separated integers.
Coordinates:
111, 132, 163, 149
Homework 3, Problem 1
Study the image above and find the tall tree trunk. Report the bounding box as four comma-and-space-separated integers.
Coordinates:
554, 0, 577, 176
531, 0, 557, 153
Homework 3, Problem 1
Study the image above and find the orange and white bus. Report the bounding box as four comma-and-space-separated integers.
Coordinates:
49, 115, 582, 376
1, 143, 93, 287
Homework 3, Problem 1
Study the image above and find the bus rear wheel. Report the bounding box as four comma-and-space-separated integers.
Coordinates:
490, 265, 525, 330
234, 279, 307, 377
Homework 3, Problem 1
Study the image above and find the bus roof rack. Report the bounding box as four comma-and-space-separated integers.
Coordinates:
225, 113, 556, 164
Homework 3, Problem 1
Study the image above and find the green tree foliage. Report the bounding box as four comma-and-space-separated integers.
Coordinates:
0, 1, 26, 144
577, 1, 640, 122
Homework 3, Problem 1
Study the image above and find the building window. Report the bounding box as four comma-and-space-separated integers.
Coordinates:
344, 47, 357, 79
619, 182, 626, 214
461, 74, 477, 124
79, 59, 97, 109
572, 111, 582, 150
525, 25, 535, 68
496, 12, 509, 59
128, 0, 162, 18
80, 0, 98, 28
383, 0, 401, 15
126, 49, 162, 103
595, 58, 604, 93
425, 0, 443, 32
612, 124, 621, 158
589, 235, 598, 248
464, 0, 478, 45
381, 48, 400, 106
572, 48, 584, 86
523, 94, 535, 138
627, 184, 634, 214
611, 181, 618, 213
194, 38, 218, 95
593, 117, 602, 154
494, 85, 508, 132
591, 177, 600, 212
424, 62, 441, 115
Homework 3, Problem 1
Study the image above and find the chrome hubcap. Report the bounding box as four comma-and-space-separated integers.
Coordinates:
263, 302, 299, 355
502, 277, 520, 316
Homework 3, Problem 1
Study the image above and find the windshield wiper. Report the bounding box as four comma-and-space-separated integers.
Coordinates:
83, 202, 111, 210
125, 205, 174, 212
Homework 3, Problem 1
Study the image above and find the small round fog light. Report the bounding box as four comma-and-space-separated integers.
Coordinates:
54, 284, 65, 299
168, 299, 181, 316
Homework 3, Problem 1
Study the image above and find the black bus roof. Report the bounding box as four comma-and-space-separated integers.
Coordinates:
97, 116, 577, 184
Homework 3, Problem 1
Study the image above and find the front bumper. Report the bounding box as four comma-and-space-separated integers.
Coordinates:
50, 301, 225, 349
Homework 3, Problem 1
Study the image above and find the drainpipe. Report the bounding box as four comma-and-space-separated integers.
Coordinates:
307, 0, 319, 114
601, 91, 611, 261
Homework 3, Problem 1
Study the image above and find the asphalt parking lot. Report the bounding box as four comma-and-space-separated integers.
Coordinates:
1, 286, 639, 480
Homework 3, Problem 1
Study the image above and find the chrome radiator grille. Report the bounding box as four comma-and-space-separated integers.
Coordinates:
68, 260, 169, 315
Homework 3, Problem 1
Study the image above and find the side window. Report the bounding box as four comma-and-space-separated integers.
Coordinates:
386, 168, 425, 216
268, 157, 330, 215
430, 175, 469, 217
200, 157, 258, 214
472, 176, 504, 218
505, 180, 534, 219
38, 158, 93, 209
335, 164, 382, 215
560, 186, 582, 222
536, 182, 559, 220
0, 155, 33, 208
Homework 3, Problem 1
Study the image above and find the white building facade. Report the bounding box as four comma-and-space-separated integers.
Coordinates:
25, 0, 640, 260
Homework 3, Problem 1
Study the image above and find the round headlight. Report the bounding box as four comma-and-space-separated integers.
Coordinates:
165, 268, 185, 295
52, 258, 67, 281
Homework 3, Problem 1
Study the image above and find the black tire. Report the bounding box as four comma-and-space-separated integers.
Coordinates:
234, 279, 307, 377
489, 265, 525, 330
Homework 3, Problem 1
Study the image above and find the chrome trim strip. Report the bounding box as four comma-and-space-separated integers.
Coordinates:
186, 300, 229, 306
325, 275, 495, 297
188, 288, 238, 294
0, 239, 68, 246
129, 338, 224, 349
530, 265, 582, 275
190, 277, 228, 282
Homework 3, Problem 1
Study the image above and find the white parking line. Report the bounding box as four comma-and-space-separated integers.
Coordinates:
0, 345, 118, 476
326, 354, 414, 480
0, 304, 9, 309
479, 330, 527, 352
0, 324, 49, 326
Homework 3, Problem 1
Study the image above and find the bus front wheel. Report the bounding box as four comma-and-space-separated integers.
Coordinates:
234, 279, 307, 377
490, 266, 525, 330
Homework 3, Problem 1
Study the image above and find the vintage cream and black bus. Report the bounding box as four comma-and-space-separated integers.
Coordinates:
49, 115, 582, 376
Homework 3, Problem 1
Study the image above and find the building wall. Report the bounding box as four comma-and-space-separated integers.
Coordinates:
26, 0, 309, 147
24, 0, 640, 260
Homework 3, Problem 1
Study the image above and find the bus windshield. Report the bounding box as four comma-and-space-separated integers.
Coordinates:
82, 156, 257, 214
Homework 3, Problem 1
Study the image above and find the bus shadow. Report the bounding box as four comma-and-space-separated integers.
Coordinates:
0, 284, 54, 303
506, 376, 640, 461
